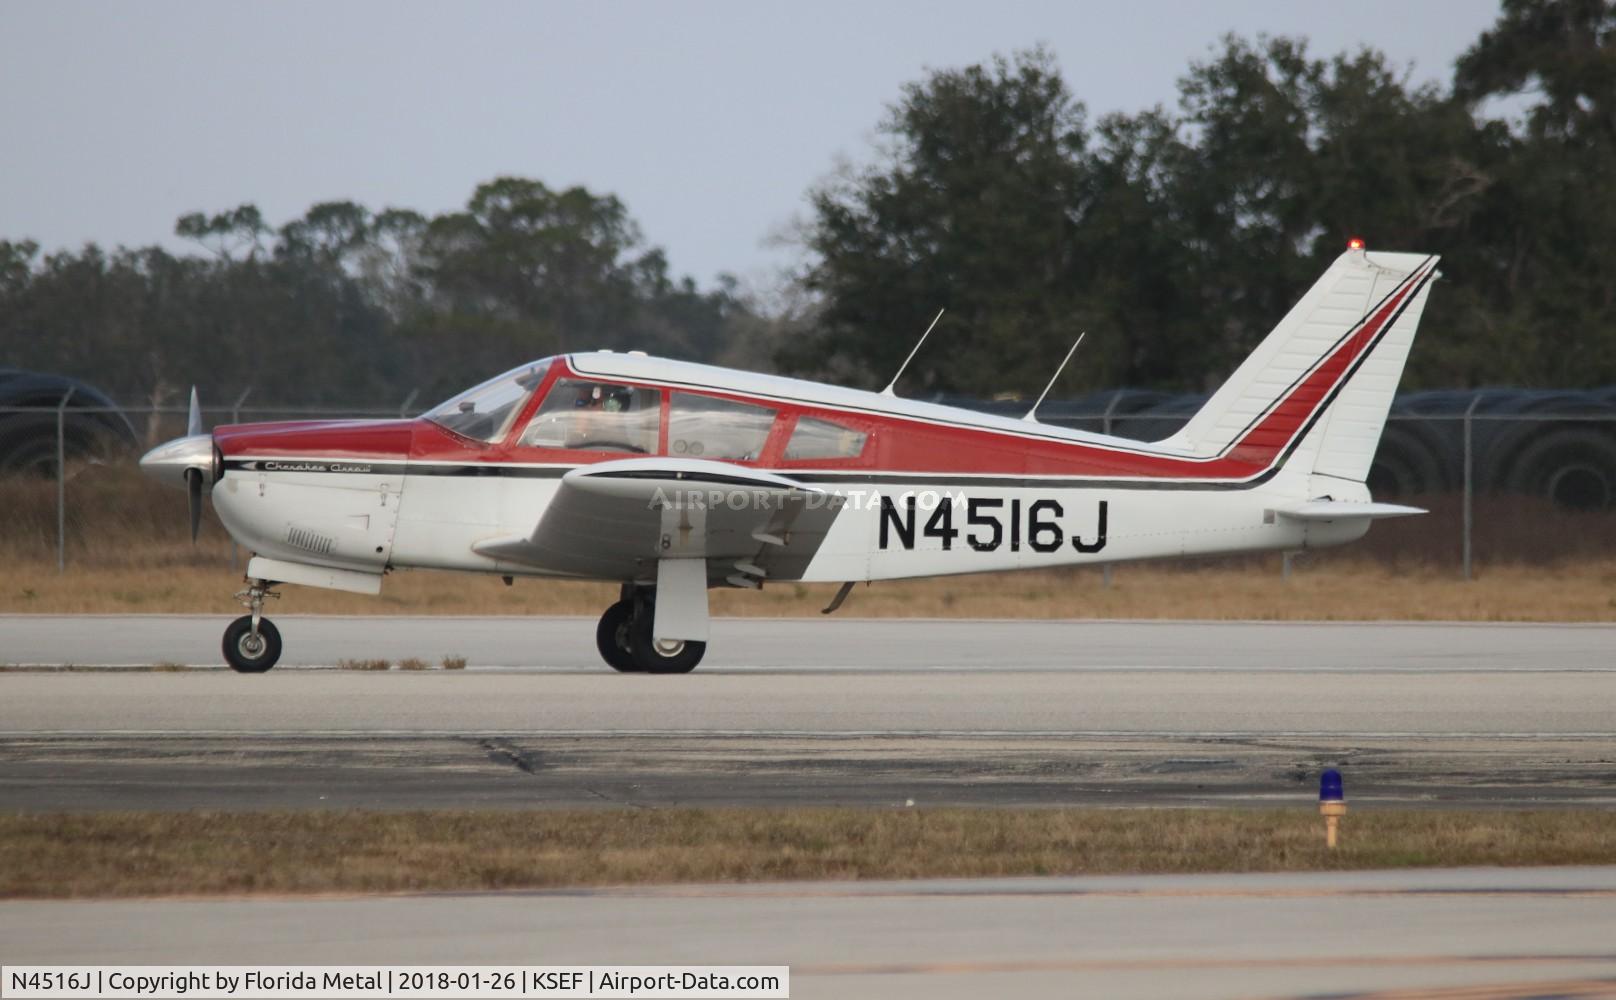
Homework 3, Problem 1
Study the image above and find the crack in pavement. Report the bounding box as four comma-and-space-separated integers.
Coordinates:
476, 737, 541, 775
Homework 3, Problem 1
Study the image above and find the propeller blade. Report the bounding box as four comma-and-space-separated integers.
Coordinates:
187, 387, 202, 438
186, 467, 203, 542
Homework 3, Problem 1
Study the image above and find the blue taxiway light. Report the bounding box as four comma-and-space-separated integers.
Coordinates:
1319, 768, 1344, 802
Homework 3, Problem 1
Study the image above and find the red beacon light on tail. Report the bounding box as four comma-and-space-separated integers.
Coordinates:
1347, 237, 1366, 251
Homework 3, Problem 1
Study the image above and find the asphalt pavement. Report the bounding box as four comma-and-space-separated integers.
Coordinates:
4, 616, 1615, 999
5, 867, 1616, 1000
4, 615, 1613, 672
1, 617, 1612, 810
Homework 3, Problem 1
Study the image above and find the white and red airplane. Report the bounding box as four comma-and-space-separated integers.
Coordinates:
141, 245, 1438, 673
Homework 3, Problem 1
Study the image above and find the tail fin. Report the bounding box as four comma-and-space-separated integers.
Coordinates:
1163, 247, 1440, 487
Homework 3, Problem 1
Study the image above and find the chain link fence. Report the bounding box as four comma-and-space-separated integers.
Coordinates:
3, 393, 1614, 577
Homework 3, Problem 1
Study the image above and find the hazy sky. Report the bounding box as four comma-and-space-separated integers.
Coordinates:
2, 1, 1502, 288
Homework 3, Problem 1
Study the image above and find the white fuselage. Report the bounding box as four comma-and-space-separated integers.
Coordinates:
212, 458, 1367, 588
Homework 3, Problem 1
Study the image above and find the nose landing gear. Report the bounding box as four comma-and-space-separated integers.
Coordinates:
595, 587, 705, 674
224, 580, 282, 673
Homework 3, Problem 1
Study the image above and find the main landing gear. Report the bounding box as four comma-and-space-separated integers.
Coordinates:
224, 580, 282, 673
596, 586, 705, 674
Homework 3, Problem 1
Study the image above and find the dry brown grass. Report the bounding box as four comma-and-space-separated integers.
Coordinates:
4, 555, 1615, 621
3, 464, 1614, 620
1, 808, 1611, 899
335, 658, 392, 671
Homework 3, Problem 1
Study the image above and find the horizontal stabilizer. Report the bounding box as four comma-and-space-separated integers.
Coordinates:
1276, 501, 1426, 522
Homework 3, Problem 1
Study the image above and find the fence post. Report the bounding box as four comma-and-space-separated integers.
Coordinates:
55, 387, 76, 573
1461, 391, 1482, 581
398, 389, 419, 418
231, 387, 252, 424
1100, 393, 1123, 590
1101, 392, 1121, 437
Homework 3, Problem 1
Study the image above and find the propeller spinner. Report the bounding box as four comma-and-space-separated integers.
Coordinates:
138, 386, 215, 542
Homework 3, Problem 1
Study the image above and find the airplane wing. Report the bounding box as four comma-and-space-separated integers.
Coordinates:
472, 457, 847, 587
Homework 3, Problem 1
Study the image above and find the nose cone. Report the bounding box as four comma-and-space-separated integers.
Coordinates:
139, 433, 214, 488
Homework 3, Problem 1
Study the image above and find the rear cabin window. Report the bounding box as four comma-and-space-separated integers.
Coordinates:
668, 392, 776, 461
518, 379, 660, 454
784, 417, 868, 461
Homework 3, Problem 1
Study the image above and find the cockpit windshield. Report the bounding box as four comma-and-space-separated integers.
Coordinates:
423, 359, 552, 442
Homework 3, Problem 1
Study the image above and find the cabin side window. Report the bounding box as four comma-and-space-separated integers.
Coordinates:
668, 392, 776, 461
784, 416, 868, 461
518, 379, 660, 454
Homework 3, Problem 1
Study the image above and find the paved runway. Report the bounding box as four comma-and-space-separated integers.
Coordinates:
5, 614, 1614, 671
5, 867, 1616, 999
5, 618, 1616, 998
2, 617, 1613, 810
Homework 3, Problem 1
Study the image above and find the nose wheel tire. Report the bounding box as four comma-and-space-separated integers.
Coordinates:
223, 615, 282, 673
595, 600, 641, 673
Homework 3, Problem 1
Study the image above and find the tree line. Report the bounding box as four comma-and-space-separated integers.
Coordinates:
0, 178, 767, 409
791, 0, 1616, 395
2, 0, 1612, 407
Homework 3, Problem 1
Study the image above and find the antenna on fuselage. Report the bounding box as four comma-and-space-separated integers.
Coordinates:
1023, 332, 1086, 422
881, 308, 945, 397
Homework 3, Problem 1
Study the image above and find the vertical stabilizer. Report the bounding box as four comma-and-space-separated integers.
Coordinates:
1162, 248, 1439, 488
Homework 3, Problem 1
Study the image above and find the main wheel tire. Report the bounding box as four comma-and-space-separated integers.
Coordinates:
222, 615, 282, 673
628, 611, 706, 674
596, 600, 641, 672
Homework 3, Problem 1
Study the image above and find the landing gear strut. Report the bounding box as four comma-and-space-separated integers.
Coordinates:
224, 580, 282, 673
595, 586, 705, 674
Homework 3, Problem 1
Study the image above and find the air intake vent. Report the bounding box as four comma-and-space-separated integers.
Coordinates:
286, 526, 335, 555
